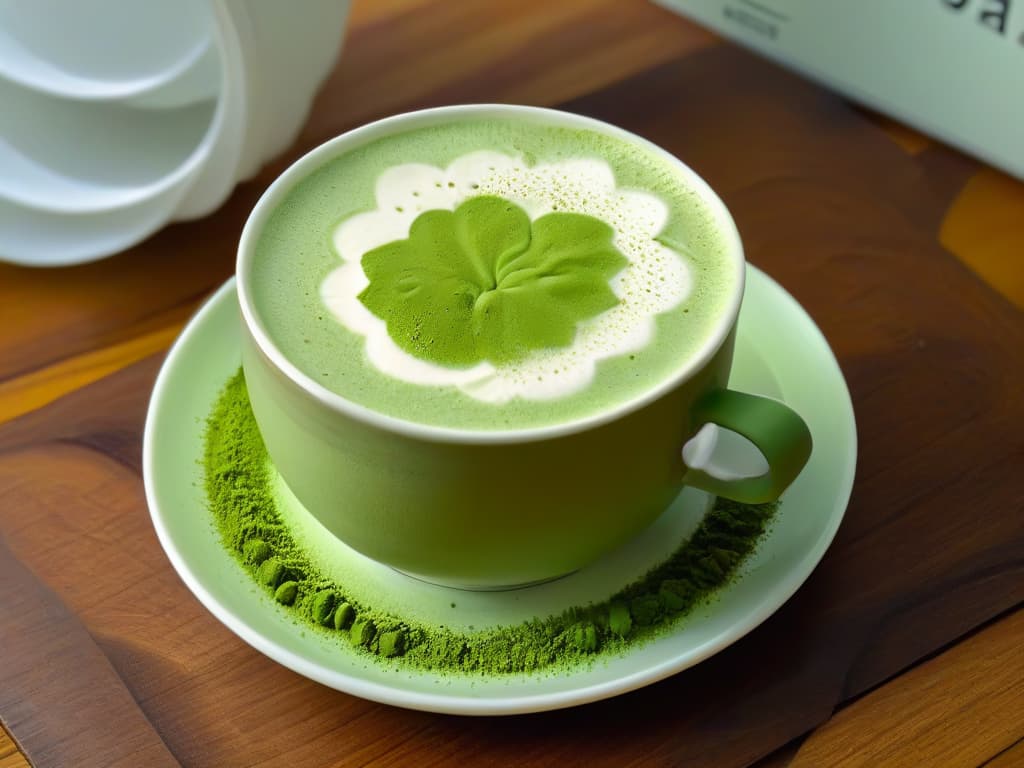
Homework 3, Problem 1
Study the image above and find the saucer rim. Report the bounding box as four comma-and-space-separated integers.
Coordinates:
143, 266, 856, 715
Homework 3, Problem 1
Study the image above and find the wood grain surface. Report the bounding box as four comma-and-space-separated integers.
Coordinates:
788, 610, 1024, 768
0, 725, 30, 768
0, 538, 178, 768
2, 1, 1022, 767
984, 741, 1024, 768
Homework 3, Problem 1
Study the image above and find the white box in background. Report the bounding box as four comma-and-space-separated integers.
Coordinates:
656, 0, 1024, 179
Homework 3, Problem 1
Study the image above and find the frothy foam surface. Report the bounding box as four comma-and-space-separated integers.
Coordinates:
322, 150, 691, 403
251, 116, 736, 430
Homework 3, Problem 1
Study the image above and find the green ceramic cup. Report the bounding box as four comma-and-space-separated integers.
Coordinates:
237, 105, 812, 589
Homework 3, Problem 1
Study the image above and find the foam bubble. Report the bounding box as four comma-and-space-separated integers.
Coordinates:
322, 150, 692, 403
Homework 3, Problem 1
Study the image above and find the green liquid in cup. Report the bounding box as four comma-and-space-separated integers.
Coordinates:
250, 116, 737, 430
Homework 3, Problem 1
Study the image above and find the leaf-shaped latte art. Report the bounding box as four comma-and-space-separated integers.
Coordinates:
358, 196, 627, 367
321, 150, 692, 404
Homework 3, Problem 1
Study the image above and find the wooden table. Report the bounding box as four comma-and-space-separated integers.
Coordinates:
2, 2, 1022, 766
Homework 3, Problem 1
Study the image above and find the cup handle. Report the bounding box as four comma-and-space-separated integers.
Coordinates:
681, 389, 812, 504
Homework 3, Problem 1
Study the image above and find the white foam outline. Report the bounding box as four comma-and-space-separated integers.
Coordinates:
321, 150, 691, 403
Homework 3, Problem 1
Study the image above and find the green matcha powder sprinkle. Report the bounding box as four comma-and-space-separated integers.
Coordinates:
204, 370, 778, 675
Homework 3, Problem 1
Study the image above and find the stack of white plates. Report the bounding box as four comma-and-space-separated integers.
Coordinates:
0, 0, 350, 266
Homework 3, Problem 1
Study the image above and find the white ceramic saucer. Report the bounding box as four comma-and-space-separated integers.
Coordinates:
143, 266, 856, 715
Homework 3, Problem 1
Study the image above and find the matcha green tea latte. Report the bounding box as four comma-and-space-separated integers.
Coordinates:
249, 116, 737, 430
204, 370, 778, 673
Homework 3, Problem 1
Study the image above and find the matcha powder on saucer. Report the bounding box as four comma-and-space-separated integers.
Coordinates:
204, 369, 779, 675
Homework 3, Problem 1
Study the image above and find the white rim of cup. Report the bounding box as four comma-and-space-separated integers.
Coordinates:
236, 104, 746, 446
